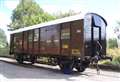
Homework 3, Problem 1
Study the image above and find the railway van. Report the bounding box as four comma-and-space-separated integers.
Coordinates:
9, 13, 111, 74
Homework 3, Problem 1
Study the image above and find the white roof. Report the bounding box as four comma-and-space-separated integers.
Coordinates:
10, 13, 85, 34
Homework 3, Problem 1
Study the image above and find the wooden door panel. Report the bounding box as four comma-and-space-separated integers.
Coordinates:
40, 27, 47, 54
61, 23, 70, 56
71, 20, 83, 56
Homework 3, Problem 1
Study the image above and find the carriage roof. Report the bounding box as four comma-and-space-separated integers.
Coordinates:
10, 13, 85, 34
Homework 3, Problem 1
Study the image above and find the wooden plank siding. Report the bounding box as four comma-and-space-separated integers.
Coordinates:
11, 19, 84, 57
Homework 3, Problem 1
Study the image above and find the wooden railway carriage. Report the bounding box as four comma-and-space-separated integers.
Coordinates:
9, 13, 111, 74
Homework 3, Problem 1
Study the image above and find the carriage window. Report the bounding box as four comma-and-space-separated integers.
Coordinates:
28, 30, 33, 42
93, 27, 99, 40
93, 15, 106, 39
14, 33, 23, 48
84, 15, 92, 41
34, 29, 39, 41
61, 28, 70, 39
93, 15, 101, 27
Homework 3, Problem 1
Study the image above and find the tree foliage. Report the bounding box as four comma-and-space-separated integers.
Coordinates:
9, 0, 55, 30
0, 28, 7, 48
108, 38, 118, 49
55, 10, 80, 19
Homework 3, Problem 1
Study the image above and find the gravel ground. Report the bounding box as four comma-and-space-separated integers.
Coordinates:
0, 57, 120, 82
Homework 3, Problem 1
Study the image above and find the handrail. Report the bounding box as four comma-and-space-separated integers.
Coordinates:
96, 41, 102, 52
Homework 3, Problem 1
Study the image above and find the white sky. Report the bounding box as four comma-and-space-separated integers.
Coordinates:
0, 0, 120, 42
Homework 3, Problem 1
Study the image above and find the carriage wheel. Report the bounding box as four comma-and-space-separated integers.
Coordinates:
30, 56, 36, 64
75, 65, 86, 72
15, 54, 23, 64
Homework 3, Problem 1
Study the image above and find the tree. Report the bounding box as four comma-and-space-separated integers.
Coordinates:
108, 38, 118, 49
9, 0, 55, 30
55, 10, 81, 19
114, 22, 120, 48
0, 28, 7, 48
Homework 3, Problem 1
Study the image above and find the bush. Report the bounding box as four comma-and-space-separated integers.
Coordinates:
112, 56, 120, 66
0, 47, 10, 57
108, 38, 118, 49
101, 48, 120, 66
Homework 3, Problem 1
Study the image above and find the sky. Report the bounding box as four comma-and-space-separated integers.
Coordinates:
0, 0, 120, 42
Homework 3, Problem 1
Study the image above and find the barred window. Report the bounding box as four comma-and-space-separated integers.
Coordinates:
28, 30, 33, 42
34, 29, 39, 41
61, 28, 70, 39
